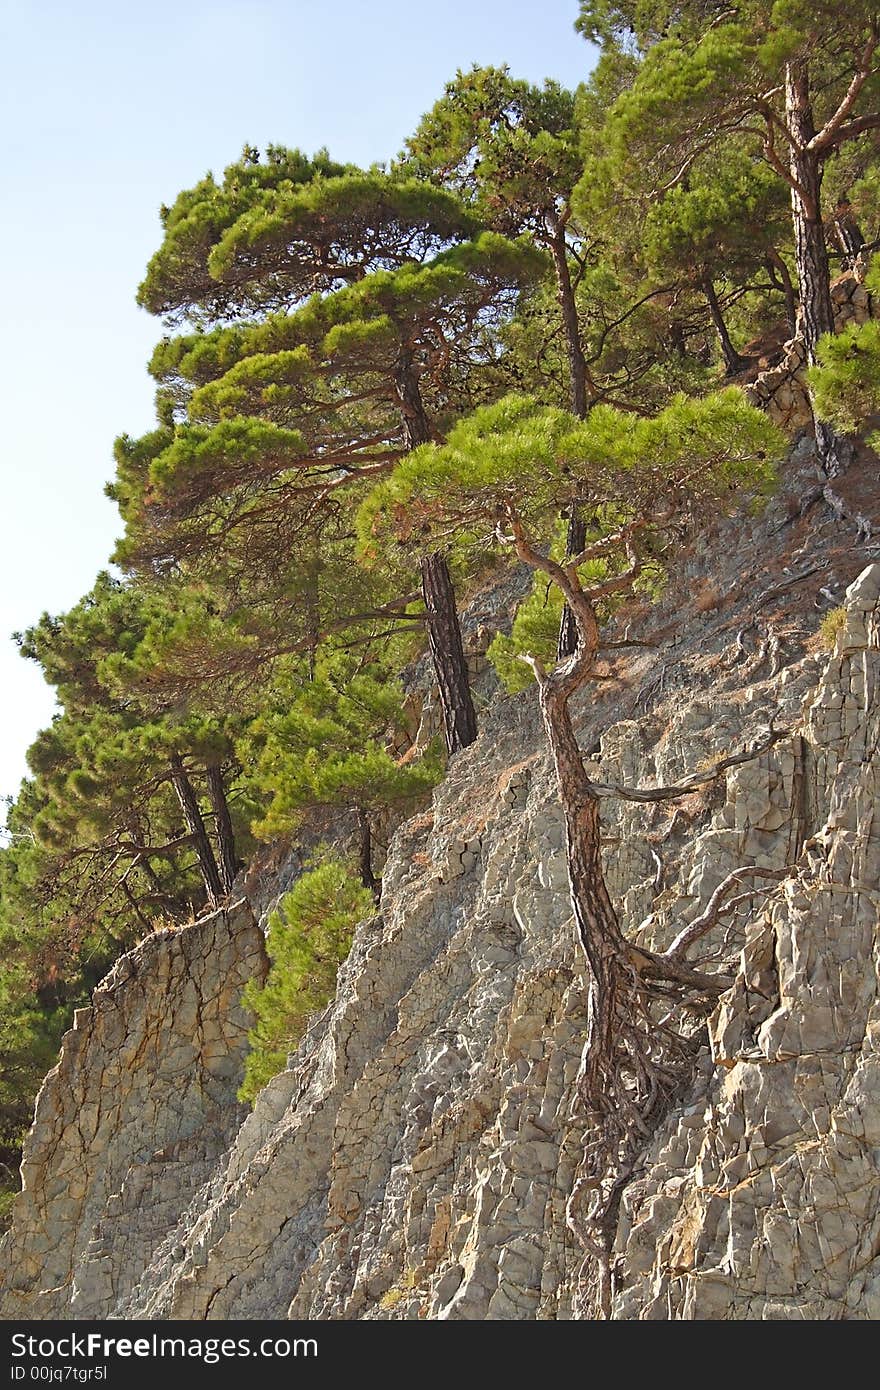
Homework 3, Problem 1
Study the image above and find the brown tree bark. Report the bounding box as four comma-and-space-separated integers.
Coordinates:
786, 63, 836, 358
547, 220, 591, 658
169, 753, 223, 906
701, 275, 747, 376
206, 762, 239, 894
557, 510, 586, 660
506, 511, 726, 1316
547, 223, 589, 418
357, 805, 379, 902
420, 552, 478, 753
765, 248, 798, 336
394, 357, 477, 754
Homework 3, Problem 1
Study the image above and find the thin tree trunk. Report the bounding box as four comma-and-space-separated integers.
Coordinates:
357, 806, 379, 901
169, 753, 223, 906
394, 356, 477, 754
785, 60, 848, 476
558, 510, 586, 659
766, 247, 798, 336
304, 548, 320, 681
701, 275, 747, 375
505, 514, 706, 1317
121, 878, 153, 934
548, 221, 590, 657
548, 225, 588, 417
206, 762, 239, 894
420, 552, 478, 753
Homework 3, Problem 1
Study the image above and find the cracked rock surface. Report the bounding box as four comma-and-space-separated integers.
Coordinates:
0, 901, 266, 1318
3, 545, 880, 1320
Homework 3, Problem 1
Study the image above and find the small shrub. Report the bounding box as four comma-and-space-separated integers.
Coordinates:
817, 606, 847, 651
238, 861, 373, 1103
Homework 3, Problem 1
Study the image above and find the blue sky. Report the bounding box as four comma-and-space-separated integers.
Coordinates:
0, 0, 594, 802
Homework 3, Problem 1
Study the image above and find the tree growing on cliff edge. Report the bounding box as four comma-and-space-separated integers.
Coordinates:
576, 0, 880, 476
361, 387, 786, 1316
125, 153, 544, 754
15, 575, 247, 923
402, 66, 607, 658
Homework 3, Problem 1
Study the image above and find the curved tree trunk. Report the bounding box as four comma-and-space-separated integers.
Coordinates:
169, 754, 223, 907
206, 762, 239, 894
504, 514, 709, 1318
766, 247, 798, 336
395, 357, 477, 754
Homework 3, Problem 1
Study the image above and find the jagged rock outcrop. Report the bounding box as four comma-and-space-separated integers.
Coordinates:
612, 563, 880, 1319
0, 901, 266, 1318
3, 539, 880, 1319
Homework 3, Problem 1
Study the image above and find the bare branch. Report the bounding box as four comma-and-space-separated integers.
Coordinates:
586, 725, 790, 802
665, 865, 791, 960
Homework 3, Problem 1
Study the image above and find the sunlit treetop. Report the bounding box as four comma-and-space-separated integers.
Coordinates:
402, 65, 581, 235
139, 145, 482, 324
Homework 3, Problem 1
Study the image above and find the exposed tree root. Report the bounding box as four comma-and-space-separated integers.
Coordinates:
500, 502, 795, 1319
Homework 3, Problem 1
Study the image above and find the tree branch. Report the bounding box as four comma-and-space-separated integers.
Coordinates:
586, 725, 790, 802
810, 31, 879, 153
664, 865, 791, 960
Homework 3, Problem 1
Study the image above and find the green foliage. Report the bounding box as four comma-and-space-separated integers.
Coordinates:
809, 265, 880, 435
489, 581, 565, 692
809, 318, 880, 433
402, 65, 580, 234
642, 151, 787, 281
6, 5, 874, 1221
242, 647, 441, 841
360, 388, 781, 563
238, 862, 373, 1102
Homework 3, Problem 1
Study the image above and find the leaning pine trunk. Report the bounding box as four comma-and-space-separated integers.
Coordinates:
395, 357, 477, 754
206, 763, 239, 894
548, 224, 589, 418
766, 247, 798, 336
558, 511, 587, 660
169, 753, 223, 906
357, 806, 379, 901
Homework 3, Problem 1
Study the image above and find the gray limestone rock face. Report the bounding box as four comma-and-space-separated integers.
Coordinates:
0, 901, 266, 1319
3, 549, 880, 1320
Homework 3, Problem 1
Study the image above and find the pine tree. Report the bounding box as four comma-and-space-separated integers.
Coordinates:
243, 644, 442, 897
238, 861, 374, 1102
15, 575, 246, 923
119, 154, 544, 750
809, 260, 880, 438
576, 1, 880, 473
361, 386, 784, 1313
403, 67, 598, 656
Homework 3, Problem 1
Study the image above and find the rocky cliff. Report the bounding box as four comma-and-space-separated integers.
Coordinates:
2, 454, 880, 1320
